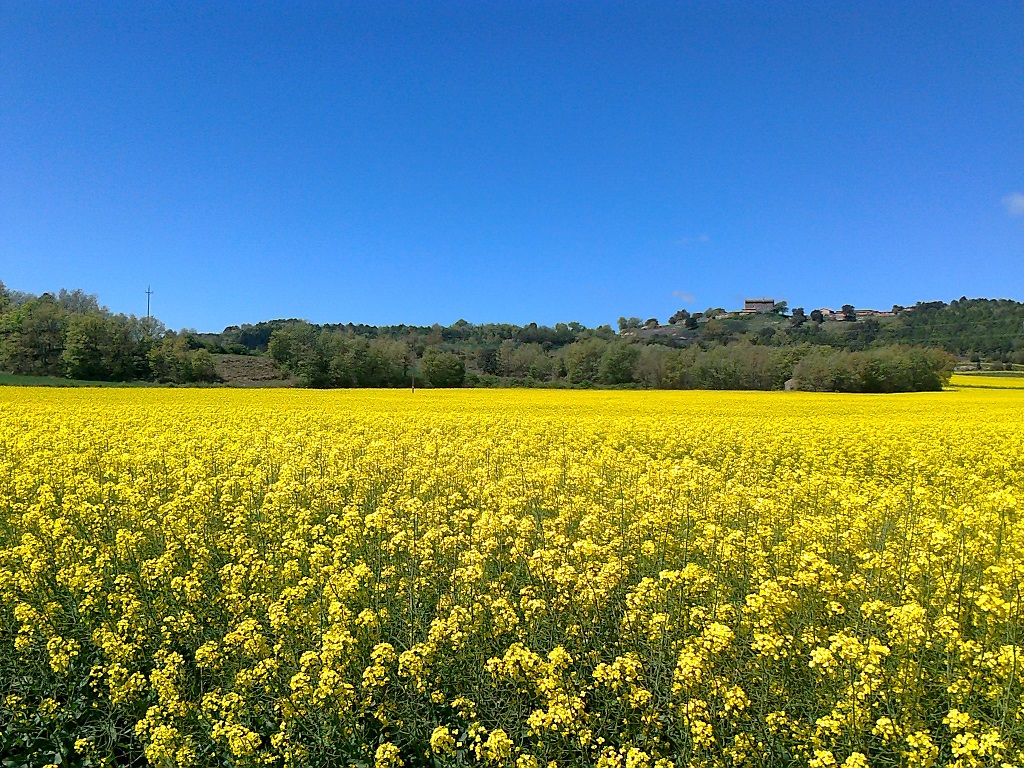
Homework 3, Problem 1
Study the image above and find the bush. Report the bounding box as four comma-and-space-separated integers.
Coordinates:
662, 342, 795, 390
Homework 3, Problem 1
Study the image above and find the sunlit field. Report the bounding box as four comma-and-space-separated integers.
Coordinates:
1, 382, 1022, 767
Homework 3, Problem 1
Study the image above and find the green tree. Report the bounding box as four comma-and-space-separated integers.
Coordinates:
562, 337, 607, 385
633, 345, 669, 388
497, 339, 518, 377
508, 343, 545, 378
189, 348, 218, 383
57, 288, 101, 314
476, 347, 499, 375
62, 314, 118, 380
669, 309, 690, 325
599, 342, 640, 384
61, 314, 107, 380
268, 323, 326, 385
367, 337, 412, 386
0, 295, 67, 376
527, 352, 557, 382
148, 332, 192, 383
420, 350, 465, 387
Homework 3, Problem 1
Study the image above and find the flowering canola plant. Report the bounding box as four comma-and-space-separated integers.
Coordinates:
0, 379, 1022, 767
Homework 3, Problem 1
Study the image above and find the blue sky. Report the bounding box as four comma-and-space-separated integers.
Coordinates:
2, 2, 1022, 331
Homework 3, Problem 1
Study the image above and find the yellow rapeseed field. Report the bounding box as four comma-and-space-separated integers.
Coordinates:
1, 379, 1022, 768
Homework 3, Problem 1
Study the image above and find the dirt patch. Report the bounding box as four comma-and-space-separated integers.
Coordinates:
212, 354, 297, 387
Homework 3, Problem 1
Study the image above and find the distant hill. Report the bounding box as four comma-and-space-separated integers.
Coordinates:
880, 298, 1024, 359
626, 298, 1024, 365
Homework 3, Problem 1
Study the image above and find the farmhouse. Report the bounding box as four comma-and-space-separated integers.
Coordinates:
740, 298, 775, 314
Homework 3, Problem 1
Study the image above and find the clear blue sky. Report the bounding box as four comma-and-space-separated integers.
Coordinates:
2, 2, 1022, 331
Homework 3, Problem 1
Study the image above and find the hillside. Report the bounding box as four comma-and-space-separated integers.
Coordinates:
629, 298, 1024, 365
212, 353, 296, 387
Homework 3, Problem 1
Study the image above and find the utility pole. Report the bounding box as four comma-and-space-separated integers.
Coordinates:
145, 286, 153, 318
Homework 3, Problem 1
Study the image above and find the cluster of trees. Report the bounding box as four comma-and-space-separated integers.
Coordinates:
261, 319, 615, 387
791, 346, 955, 393
208, 317, 615, 355
549, 340, 951, 392
263, 318, 953, 392
0, 283, 218, 383
235, 319, 812, 390
267, 324, 416, 387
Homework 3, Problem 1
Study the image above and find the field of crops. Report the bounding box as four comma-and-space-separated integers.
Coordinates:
1, 379, 1022, 768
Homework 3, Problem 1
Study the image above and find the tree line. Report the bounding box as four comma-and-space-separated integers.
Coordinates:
0, 280, 965, 392
265, 319, 955, 392
0, 284, 218, 384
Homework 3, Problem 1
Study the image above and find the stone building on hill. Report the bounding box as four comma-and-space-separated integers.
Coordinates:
741, 298, 775, 314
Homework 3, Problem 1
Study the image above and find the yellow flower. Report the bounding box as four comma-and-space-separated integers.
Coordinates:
430, 726, 457, 755
375, 742, 403, 768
